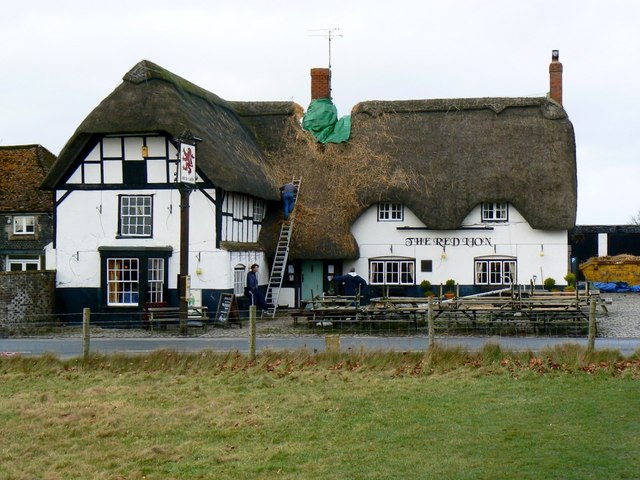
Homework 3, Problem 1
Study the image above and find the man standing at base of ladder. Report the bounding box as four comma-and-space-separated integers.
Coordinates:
280, 182, 297, 220
246, 264, 268, 310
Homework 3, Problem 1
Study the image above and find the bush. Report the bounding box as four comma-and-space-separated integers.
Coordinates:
543, 277, 556, 291
444, 279, 456, 296
564, 272, 576, 287
420, 280, 434, 297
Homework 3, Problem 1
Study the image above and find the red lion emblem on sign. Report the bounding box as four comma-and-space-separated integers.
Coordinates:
182, 147, 194, 174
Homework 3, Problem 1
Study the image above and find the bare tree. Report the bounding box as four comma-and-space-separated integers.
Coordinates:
630, 211, 640, 225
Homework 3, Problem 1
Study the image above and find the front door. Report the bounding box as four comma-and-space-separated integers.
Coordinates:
301, 260, 324, 301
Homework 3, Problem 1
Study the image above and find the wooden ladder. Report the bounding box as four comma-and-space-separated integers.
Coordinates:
264, 177, 302, 317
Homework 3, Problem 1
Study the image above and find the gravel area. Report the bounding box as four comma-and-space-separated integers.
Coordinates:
26, 293, 640, 339
596, 292, 640, 338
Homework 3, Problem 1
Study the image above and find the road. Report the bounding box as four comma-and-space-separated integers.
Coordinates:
2, 335, 640, 359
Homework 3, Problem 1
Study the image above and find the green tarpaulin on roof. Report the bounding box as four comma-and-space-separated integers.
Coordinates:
302, 98, 351, 143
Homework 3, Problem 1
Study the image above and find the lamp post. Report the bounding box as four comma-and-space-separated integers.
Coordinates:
177, 135, 198, 334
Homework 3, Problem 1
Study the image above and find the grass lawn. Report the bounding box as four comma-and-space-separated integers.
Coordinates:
1, 345, 639, 479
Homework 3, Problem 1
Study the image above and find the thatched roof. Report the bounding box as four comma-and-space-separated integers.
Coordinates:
228, 101, 304, 153
257, 96, 577, 259
573, 225, 640, 234
42, 60, 280, 200
39, 60, 577, 261
349, 97, 577, 230
0, 145, 55, 213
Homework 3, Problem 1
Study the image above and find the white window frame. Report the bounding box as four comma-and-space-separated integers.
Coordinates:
7, 257, 40, 271
378, 203, 404, 221
253, 201, 264, 223
481, 202, 508, 222
119, 195, 153, 237
369, 258, 415, 285
233, 264, 246, 296
475, 258, 517, 285
107, 258, 140, 306
13, 216, 35, 235
147, 258, 165, 303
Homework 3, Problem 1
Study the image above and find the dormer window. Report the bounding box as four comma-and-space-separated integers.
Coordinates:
13, 216, 35, 235
378, 203, 404, 221
482, 202, 508, 222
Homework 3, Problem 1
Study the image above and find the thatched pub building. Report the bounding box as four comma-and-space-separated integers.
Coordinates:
42, 52, 576, 319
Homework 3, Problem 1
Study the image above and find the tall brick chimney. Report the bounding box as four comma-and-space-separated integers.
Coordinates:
310, 68, 332, 100
549, 50, 563, 105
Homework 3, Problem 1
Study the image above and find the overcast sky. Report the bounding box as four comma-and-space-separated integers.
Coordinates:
2, 0, 638, 225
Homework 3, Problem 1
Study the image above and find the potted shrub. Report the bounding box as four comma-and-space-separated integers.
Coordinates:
543, 277, 556, 292
420, 280, 434, 297
564, 272, 576, 292
444, 279, 456, 299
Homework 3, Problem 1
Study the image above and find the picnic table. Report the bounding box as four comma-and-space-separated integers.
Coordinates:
362, 297, 432, 331
294, 296, 433, 332
294, 296, 361, 327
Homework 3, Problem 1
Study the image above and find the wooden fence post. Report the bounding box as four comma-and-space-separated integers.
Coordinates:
83, 308, 90, 359
249, 305, 256, 361
428, 299, 435, 350
325, 334, 341, 353
587, 297, 597, 352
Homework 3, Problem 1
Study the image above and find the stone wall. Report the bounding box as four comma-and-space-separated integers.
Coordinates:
0, 270, 56, 325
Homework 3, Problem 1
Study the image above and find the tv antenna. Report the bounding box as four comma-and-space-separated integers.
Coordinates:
308, 28, 342, 69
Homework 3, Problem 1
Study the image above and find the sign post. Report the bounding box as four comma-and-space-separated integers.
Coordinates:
178, 138, 197, 334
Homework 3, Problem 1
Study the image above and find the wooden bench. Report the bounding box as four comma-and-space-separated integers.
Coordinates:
146, 306, 209, 332
290, 309, 316, 327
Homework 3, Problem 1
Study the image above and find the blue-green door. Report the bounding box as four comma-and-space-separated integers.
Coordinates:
301, 261, 324, 301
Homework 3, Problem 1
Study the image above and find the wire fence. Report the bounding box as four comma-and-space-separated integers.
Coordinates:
293, 309, 592, 337
0, 302, 600, 340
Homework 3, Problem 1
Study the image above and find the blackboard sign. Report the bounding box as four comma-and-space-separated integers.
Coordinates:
215, 293, 240, 325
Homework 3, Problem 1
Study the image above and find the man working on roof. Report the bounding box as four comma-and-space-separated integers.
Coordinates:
280, 182, 297, 221
333, 267, 367, 297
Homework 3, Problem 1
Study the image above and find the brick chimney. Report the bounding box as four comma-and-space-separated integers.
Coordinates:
549, 50, 563, 105
310, 68, 332, 100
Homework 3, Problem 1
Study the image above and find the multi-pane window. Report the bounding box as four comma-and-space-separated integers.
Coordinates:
107, 258, 139, 305
369, 259, 415, 285
147, 258, 165, 303
103, 251, 170, 306
481, 202, 508, 222
119, 195, 153, 237
13, 216, 35, 235
233, 264, 246, 296
253, 201, 264, 223
7, 257, 40, 271
475, 258, 517, 285
378, 203, 404, 221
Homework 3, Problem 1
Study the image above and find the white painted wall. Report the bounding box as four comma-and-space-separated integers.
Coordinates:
350, 203, 569, 288
598, 233, 608, 257
52, 187, 269, 291
49, 134, 271, 297
276, 287, 296, 307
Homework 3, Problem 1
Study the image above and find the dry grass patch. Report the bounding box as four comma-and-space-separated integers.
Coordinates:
267, 125, 418, 257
